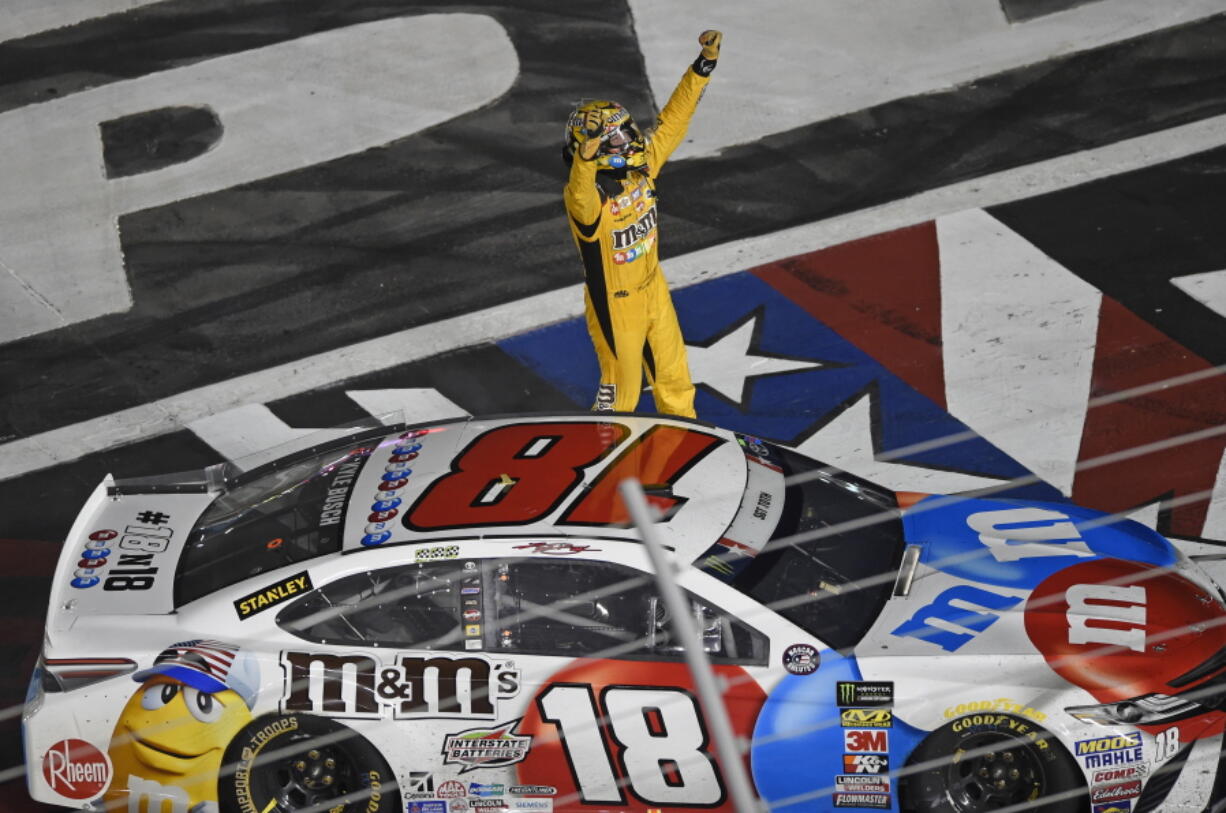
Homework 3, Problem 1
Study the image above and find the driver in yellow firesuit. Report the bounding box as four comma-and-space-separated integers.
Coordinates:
563, 30, 722, 419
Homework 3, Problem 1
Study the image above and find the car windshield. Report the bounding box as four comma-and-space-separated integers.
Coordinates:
174, 438, 378, 607
728, 445, 905, 650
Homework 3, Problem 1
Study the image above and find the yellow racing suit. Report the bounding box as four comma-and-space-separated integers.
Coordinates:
564, 66, 712, 418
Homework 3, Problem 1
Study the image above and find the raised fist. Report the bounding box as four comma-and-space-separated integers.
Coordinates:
699, 30, 722, 61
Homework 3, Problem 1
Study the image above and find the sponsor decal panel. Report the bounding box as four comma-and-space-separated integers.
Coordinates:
1076, 733, 1143, 768
844, 729, 888, 753
408, 802, 448, 813
436, 780, 467, 799
843, 754, 889, 774
469, 783, 505, 798
442, 720, 532, 773
833, 792, 891, 809
416, 545, 461, 561
836, 681, 893, 707
1091, 781, 1142, 803
234, 571, 313, 619
1092, 802, 1132, 813
782, 643, 820, 675
506, 800, 552, 812
841, 708, 892, 728
510, 785, 557, 796
835, 775, 890, 794
41, 739, 111, 801
1092, 766, 1145, 784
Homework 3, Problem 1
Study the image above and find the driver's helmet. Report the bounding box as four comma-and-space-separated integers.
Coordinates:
563, 99, 647, 169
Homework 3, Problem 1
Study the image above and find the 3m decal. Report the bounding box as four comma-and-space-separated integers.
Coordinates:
233, 571, 313, 619
281, 652, 519, 719
844, 729, 888, 753
41, 739, 111, 801
840, 709, 892, 728
891, 585, 1022, 651
842, 754, 889, 774
836, 681, 893, 707
406, 423, 719, 530
443, 720, 532, 773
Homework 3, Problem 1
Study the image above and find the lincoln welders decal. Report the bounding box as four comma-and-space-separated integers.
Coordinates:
234, 571, 313, 619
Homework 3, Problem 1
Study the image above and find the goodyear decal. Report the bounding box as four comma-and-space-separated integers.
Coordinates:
234, 571, 313, 619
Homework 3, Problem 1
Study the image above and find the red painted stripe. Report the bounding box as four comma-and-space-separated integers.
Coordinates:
1074, 298, 1226, 537
751, 222, 946, 407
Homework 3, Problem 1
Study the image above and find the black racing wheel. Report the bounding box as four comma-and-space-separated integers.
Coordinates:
899, 713, 1086, 813
219, 714, 400, 813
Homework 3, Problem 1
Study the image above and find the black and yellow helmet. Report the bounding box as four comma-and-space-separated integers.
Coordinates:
562, 99, 647, 169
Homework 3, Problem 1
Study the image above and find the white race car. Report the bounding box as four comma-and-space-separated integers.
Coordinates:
24, 414, 1226, 813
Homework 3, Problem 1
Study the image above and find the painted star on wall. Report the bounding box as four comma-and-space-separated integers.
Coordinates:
684, 309, 827, 408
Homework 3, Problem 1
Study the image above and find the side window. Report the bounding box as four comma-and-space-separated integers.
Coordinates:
277, 560, 472, 648
491, 558, 767, 665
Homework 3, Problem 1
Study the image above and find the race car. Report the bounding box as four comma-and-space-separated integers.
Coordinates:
24, 413, 1226, 813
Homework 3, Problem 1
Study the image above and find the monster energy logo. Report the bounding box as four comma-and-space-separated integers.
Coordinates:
836, 681, 893, 707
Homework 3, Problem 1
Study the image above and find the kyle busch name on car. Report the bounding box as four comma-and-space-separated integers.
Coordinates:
611, 208, 657, 250
281, 651, 520, 719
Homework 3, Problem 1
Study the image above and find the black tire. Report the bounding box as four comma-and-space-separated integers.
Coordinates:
899, 713, 1087, 813
218, 713, 401, 813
